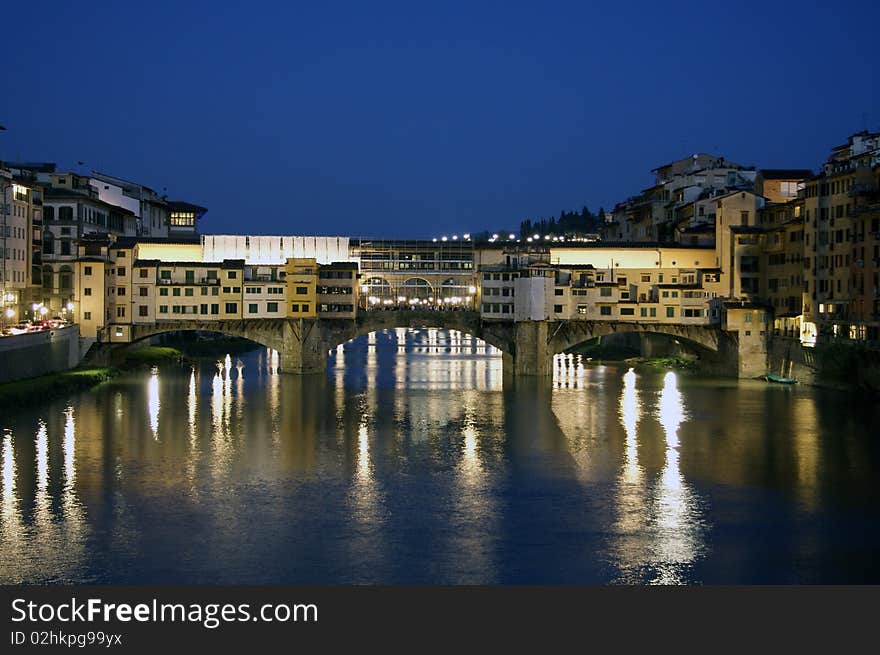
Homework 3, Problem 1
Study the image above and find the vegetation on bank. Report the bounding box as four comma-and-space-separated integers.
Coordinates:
0, 345, 192, 409
626, 355, 698, 371
121, 346, 185, 368
566, 339, 698, 371
0, 367, 118, 409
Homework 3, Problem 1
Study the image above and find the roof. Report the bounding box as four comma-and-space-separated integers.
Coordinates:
168, 201, 208, 214
2, 162, 57, 174
91, 171, 159, 195
43, 188, 137, 215
110, 236, 201, 249
758, 169, 813, 180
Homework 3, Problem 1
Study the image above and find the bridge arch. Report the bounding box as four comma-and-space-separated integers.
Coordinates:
546, 320, 723, 356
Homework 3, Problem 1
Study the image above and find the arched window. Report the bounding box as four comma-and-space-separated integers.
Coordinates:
363, 276, 392, 299
439, 277, 470, 299
401, 278, 432, 300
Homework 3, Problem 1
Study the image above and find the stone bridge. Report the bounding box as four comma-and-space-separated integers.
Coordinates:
109, 310, 752, 376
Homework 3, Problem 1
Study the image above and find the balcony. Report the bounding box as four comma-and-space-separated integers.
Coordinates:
849, 183, 878, 198
200, 277, 221, 285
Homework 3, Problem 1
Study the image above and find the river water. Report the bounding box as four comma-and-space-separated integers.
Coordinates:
1, 328, 879, 584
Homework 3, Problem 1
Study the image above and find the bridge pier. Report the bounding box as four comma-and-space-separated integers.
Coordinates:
280, 319, 329, 374
507, 321, 554, 377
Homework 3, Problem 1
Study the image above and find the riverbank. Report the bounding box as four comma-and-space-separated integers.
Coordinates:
0, 346, 189, 409
0, 367, 118, 409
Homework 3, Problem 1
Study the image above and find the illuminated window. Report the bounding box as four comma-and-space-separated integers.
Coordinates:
169, 212, 196, 227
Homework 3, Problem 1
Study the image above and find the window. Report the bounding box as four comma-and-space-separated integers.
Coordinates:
620, 307, 635, 316
159, 288, 168, 296
84, 288, 92, 296
117, 287, 126, 296
554, 304, 564, 313
577, 305, 588, 315
600, 287, 612, 297
600, 306, 612, 316
650, 308, 656, 317
138, 306, 148, 317
117, 267, 126, 277
248, 303, 258, 313
267, 302, 278, 312
139, 269, 149, 278
301, 304, 309, 313
211, 304, 219, 315
666, 307, 675, 318
185, 288, 194, 296
212, 287, 219, 296
296, 286, 308, 294
200, 304, 208, 314
291, 304, 299, 312
84, 266, 92, 276
83, 312, 91, 320
227, 271, 237, 279
159, 305, 168, 314
641, 274, 651, 283
640, 307, 647, 317
173, 288, 181, 296
160, 270, 171, 280
116, 306, 125, 318
225, 302, 238, 314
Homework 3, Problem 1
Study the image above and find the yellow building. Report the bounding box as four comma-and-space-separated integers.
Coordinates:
285, 258, 317, 318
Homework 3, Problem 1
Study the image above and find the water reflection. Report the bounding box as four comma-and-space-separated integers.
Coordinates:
609, 369, 706, 584
1, 330, 880, 584
148, 367, 160, 440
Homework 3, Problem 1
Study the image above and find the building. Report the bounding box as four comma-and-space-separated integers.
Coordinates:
802, 130, 880, 344
603, 153, 756, 243
0, 168, 43, 323
353, 238, 474, 307
74, 239, 360, 342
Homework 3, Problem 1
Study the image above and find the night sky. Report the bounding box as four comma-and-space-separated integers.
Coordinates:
2, 0, 879, 237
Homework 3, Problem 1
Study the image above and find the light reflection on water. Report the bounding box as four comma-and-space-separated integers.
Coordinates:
1, 328, 880, 584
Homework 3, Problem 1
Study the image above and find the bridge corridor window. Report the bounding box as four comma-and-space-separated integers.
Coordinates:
600, 306, 612, 316
249, 304, 258, 314
225, 303, 238, 314
159, 305, 168, 314
267, 302, 278, 312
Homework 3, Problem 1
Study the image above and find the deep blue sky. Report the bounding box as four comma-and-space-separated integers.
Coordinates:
2, 1, 879, 237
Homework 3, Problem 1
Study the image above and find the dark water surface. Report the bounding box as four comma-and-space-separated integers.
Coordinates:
1, 329, 879, 584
